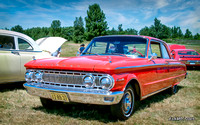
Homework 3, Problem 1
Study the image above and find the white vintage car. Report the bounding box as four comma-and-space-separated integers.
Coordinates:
0, 30, 66, 84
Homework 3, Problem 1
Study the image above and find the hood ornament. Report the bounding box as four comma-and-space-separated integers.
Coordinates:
109, 56, 112, 63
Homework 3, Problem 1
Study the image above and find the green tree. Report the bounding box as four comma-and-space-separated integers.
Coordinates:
172, 26, 183, 38
107, 27, 117, 35
161, 25, 171, 39
125, 28, 138, 35
118, 24, 123, 32
184, 29, 193, 39
50, 20, 61, 36
139, 26, 150, 36
11, 25, 23, 33
177, 27, 183, 38
73, 16, 85, 43
60, 26, 74, 41
24, 27, 49, 40
151, 18, 163, 38
194, 33, 200, 40
85, 3, 108, 40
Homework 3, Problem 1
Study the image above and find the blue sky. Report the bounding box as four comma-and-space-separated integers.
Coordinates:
0, 0, 199, 34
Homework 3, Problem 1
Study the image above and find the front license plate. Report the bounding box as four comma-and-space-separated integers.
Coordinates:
190, 63, 195, 65
50, 92, 69, 102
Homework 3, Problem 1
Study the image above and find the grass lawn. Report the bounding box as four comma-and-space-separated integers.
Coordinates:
0, 70, 199, 125
0, 41, 199, 125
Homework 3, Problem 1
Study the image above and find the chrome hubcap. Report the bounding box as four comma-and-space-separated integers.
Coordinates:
122, 91, 132, 114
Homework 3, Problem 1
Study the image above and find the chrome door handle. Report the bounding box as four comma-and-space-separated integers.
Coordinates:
11, 51, 20, 55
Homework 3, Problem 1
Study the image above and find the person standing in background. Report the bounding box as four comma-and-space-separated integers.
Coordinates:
79, 44, 85, 54
52, 47, 61, 57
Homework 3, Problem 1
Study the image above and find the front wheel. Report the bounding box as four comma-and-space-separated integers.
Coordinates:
111, 85, 136, 120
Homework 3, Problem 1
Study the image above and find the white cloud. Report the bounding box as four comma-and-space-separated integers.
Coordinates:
159, 12, 184, 24
155, 0, 169, 9
179, 9, 200, 34
0, 0, 200, 34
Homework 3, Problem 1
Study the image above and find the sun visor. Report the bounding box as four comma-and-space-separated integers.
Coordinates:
36, 37, 67, 53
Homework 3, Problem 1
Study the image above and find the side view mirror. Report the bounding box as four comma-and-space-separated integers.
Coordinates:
149, 53, 157, 61
76, 51, 80, 56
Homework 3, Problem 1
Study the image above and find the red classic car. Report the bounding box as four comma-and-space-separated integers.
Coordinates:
170, 44, 200, 67
24, 35, 187, 120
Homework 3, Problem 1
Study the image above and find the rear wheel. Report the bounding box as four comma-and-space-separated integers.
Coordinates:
170, 85, 178, 94
111, 85, 136, 120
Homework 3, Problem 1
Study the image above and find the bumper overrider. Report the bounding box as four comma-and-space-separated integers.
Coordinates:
24, 83, 124, 105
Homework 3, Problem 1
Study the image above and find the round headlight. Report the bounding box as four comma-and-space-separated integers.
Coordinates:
100, 77, 113, 90
83, 75, 94, 88
35, 71, 43, 83
25, 71, 34, 82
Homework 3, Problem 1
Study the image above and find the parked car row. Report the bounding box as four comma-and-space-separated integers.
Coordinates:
1, 30, 198, 120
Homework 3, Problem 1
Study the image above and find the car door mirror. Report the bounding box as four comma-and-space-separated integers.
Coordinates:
149, 53, 157, 60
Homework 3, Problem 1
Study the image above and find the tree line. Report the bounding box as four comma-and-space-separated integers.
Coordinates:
3, 3, 200, 42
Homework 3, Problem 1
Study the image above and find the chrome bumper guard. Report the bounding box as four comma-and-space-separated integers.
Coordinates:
24, 83, 124, 105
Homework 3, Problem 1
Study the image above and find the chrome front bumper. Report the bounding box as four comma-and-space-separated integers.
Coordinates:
24, 83, 124, 105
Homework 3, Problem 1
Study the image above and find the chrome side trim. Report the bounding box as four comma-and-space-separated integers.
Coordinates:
116, 64, 166, 70
24, 83, 124, 105
116, 63, 185, 70
141, 85, 172, 100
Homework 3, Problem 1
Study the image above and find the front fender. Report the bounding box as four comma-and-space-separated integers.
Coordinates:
111, 73, 142, 94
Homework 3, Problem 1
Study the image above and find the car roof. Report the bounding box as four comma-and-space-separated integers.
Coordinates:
94, 35, 165, 42
0, 29, 35, 43
0, 29, 41, 51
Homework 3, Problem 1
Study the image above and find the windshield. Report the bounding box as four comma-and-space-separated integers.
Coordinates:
178, 51, 199, 55
82, 36, 147, 58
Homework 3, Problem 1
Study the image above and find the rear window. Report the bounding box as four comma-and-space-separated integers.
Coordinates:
18, 38, 33, 50
0, 35, 15, 50
178, 51, 199, 55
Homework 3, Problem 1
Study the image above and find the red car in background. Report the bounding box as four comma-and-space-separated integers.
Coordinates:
170, 44, 200, 67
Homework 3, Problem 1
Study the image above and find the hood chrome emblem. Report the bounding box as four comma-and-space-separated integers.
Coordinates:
109, 56, 112, 63
32, 56, 36, 60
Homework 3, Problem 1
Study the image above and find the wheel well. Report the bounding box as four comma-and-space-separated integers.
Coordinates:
128, 79, 141, 101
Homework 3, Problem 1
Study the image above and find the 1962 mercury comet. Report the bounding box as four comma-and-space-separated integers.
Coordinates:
24, 35, 187, 120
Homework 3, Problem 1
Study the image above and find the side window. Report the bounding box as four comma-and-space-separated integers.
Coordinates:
150, 42, 161, 58
18, 38, 33, 50
161, 43, 170, 59
0, 35, 15, 50
90, 42, 107, 54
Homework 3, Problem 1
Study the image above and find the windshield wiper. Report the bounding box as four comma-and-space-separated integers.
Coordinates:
102, 53, 127, 57
82, 52, 99, 55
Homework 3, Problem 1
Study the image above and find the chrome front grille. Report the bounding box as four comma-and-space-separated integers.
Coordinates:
43, 73, 82, 85
32, 70, 105, 88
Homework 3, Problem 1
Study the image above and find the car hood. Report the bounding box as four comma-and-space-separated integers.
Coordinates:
36, 37, 67, 53
24, 56, 147, 74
